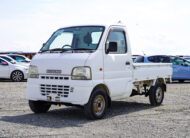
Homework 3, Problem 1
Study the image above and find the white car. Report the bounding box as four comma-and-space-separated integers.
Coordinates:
0, 57, 28, 82
0, 55, 30, 68
7, 54, 31, 67
0, 54, 29, 67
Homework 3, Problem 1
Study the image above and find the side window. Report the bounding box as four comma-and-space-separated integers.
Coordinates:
148, 56, 170, 63
161, 56, 170, 63
157, 56, 170, 63
0, 59, 3, 64
0, 57, 11, 62
106, 31, 127, 54
184, 60, 190, 66
10, 56, 16, 60
0, 59, 7, 65
170, 57, 185, 65
15, 56, 25, 62
135, 56, 144, 63
148, 56, 158, 62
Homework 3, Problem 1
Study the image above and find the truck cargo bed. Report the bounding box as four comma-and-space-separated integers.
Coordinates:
133, 63, 172, 82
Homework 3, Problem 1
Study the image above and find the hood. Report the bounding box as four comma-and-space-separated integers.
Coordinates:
31, 53, 91, 75
12, 63, 28, 71
17, 62, 30, 67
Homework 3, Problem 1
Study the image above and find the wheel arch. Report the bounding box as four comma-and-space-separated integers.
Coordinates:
156, 78, 166, 91
92, 84, 111, 107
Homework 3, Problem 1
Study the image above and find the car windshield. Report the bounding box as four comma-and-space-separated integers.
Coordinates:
169, 56, 190, 66
41, 26, 105, 52
10, 55, 27, 62
0, 56, 15, 64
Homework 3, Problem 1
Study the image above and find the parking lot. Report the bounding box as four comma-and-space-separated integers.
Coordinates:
0, 80, 190, 137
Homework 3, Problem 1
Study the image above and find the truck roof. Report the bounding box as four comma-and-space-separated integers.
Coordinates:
59, 23, 126, 29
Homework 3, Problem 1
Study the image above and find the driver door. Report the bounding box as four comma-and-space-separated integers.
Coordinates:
103, 27, 133, 98
170, 57, 186, 80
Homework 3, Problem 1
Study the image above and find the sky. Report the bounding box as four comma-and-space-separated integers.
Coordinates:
0, 0, 190, 55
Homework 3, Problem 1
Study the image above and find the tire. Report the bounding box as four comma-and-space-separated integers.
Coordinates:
149, 83, 164, 106
178, 80, 184, 83
84, 88, 108, 119
29, 100, 51, 113
11, 70, 24, 82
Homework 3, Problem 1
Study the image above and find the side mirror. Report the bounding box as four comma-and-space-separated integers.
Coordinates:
1, 62, 8, 66
25, 59, 31, 63
106, 41, 118, 54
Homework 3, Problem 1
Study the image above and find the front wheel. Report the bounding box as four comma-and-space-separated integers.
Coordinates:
11, 70, 24, 82
29, 100, 51, 113
149, 83, 164, 106
84, 88, 108, 119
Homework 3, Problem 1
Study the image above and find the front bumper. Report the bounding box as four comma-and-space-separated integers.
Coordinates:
26, 76, 94, 105
23, 71, 28, 79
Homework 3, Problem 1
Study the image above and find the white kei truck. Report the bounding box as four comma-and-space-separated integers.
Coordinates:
27, 24, 172, 119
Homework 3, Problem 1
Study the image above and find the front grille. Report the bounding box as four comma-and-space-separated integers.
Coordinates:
40, 84, 70, 97
41, 75, 69, 80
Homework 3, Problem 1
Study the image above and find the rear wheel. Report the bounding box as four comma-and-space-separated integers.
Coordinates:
84, 88, 108, 119
11, 70, 24, 82
29, 100, 51, 113
149, 83, 164, 106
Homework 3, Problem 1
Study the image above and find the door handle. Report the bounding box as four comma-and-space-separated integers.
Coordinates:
126, 61, 130, 65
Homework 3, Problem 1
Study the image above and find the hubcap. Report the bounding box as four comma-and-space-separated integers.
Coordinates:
93, 95, 105, 116
155, 87, 163, 103
12, 71, 23, 82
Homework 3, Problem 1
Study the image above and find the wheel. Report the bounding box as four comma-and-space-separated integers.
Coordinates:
11, 70, 24, 82
29, 100, 51, 113
178, 80, 184, 83
149, 83, 164, 106
84, 88, 108, 119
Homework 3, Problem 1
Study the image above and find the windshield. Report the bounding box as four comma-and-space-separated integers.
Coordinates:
0, 56, 15, 64
41, 26, 105, 52
9, 55, 28, 63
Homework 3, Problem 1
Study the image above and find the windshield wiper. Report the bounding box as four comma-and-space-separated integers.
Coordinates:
73, 48, 94, 50
39, 48, 94, 53
40, 48, 73, 53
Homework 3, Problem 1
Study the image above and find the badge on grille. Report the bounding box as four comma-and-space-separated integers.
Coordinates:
46, 69, 62, 74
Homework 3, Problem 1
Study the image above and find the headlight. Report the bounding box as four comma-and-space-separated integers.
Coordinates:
28, 65, 39, 78
71, 67, 91, 80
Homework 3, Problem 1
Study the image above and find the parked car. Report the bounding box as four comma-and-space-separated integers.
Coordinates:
0, 54, 29, 67
135, 55, 190, 82
7, 54, 30, 67
0, 57, 28, 82
7, 54, 31, 63
0, 55, 17, 64
182, 56, 190, 61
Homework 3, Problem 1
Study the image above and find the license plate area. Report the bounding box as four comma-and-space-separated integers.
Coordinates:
47, 94, 60, 102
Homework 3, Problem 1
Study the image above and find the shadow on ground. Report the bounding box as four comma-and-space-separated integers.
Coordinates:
0, 79, 27, 82
0, 101, 153, 128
